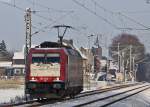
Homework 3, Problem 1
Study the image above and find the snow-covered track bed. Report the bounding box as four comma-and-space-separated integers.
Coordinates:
76, 82, 140, 98
52, 83, 149, 107
2, 82, 146, 107
41, 83, 149, 107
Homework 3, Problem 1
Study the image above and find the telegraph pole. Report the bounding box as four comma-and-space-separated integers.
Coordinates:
118, 43, 120, 72
24, 8, 32, 100
87, 34, 95, 90
129, 45, 132, 73
129, 45, 133, 82
25, 8, 32, 58
122, 52, 125, 82
132, 56, 135, 81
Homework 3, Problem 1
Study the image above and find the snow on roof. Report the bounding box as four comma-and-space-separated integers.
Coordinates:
73, 45, 87, 60
79, 51, 87, 60
13, 52, 24, 59
0, 61, 12, 67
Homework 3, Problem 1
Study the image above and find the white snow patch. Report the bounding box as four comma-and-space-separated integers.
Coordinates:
108, 86, 150, 107
0, 85, 24, 104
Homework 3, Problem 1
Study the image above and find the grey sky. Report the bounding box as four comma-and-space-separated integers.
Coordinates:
0, 0, 150, 55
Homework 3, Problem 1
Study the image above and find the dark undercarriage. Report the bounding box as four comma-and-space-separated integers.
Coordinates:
25, 82, 83, 99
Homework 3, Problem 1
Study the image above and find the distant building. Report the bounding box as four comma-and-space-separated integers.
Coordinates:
0, 61, 12, 77
91, 47, 102, 59
80, 47, 94, 70
80, 46, 103, 72
12, 52, 25, 76
11, 45, 36, 76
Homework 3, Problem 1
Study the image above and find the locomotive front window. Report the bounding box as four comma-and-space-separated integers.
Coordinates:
32, 54, 45, 63
32, 53, 60, 64
46, 53, 60, 63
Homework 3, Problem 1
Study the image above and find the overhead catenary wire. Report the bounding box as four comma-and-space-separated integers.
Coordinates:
0, 1, 62, 25
31, 11, 74, 36
26, 0, 74, 13
72, 0, 119, 29
0, 0, 24, 11
90, 0, 150, 31
91, 0, 114, 14
0, 1, 52, 24
0, 1, 47, 33
118, 12, 150, 30
0, 0, 75, 36
117, 10, 150, 14
28, 0, 96, 37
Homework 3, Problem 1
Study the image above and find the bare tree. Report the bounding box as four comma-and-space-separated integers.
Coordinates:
109, 33, 145, 74
109, 33, 145, 61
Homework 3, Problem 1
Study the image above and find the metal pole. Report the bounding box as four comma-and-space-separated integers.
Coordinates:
25, 8, 32, 100
25, 8, 32, 52
129, 45, 133, 81
129, 45, 132, 73
25, 8, 32, 69
122, 52, 125, 82
132, 56, 135, 81
87, 35, 93, 90
118, 43, 120, 72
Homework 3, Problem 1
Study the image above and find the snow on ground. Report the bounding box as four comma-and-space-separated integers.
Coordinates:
110, 87, 150, 107
83, 81, 136, 92
83, 81, 115, 92
0, 85, 24, 104
42, 83, 148, 107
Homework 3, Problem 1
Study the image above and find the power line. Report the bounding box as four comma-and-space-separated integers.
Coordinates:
0, 1, 55, 23
72, 0, 119, 29
0, 0, 24, 11
91, 0, 114, 14
117, 10, 150, 14
0, 1, 47, 33
118, 12, 150, 30
31, 12, 74, 36
26, 0, 74, 13
0, 1, 74, 36
32, 12, 53, 21
90, 0, 150, 31
28, 0, 97, 37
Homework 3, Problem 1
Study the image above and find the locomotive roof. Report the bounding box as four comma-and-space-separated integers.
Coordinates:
34, 41, 86, 59
35, 41, 73, 49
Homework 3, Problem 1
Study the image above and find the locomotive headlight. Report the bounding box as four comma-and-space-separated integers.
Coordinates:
53, 77, 60, 82
56, 77, 59, 80
30, 77, 37, 82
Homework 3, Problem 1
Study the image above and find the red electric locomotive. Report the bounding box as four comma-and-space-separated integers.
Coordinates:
25, 41, 83, 99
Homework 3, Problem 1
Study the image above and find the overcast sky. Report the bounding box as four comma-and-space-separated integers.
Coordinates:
0, 0, 150, 55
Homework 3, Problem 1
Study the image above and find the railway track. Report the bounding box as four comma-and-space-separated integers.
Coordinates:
39, 83, 149, 107
72, 84, 150, 107
76, 82, 140, 98
2, 82, 147, 107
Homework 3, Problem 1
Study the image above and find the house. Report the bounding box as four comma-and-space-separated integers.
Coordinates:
12, 52, 25, 76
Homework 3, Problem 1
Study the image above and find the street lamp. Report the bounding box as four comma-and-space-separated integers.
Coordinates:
53, 25, 72, 46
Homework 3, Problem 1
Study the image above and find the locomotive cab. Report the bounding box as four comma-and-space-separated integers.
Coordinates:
25, 41, 83, 99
